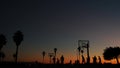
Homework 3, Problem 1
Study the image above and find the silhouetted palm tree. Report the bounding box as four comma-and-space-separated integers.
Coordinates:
54, 48, 57, 63
13, 30, 23, 62
103, 47, 120, 64
0, 34, 7, 51
42, 51, 45, 63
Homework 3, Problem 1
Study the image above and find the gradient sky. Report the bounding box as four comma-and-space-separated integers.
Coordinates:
1, 0, 120, 64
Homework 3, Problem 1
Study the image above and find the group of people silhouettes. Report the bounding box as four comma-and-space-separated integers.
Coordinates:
52, 55, 64, 64
93, 56, 101, 64
52, 54, 101, 64
75, 55, 101, 64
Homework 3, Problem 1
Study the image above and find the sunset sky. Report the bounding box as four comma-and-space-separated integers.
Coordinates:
1, 0, 120, 64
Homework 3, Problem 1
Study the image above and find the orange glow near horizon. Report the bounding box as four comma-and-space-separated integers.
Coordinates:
3, 46, 120, 65
3, 43, 120, 64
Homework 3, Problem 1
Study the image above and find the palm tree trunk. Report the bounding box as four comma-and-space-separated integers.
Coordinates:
116, 57, 119, 64
15, 45, 19, 63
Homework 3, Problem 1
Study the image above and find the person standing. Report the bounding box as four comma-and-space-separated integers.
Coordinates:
98, 56, 101, 64
60, 55, 64, 64
82, 55, 85, 64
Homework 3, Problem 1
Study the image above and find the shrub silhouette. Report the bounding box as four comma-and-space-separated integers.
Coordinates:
103, 47, 120, 64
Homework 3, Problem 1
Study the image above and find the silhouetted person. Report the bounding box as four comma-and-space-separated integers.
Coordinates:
98, 56, 101, 64
57, 58, 60, 64
69, 60, 72, 64
93, 56, 97, 64
75, 60, 79, 64
60, 55, 64, 64
53, 56, 55, 64
13, 53, 16, 61
82, 55, 85, 64
87, 56, 90, 64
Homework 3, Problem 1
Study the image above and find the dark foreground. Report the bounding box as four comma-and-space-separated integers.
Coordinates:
0, 62, 120, 68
